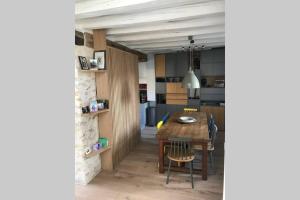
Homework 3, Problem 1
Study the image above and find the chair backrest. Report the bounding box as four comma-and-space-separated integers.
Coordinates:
210, 124, 218, 147
168, 137, 193, 159
208, 113, 216, 137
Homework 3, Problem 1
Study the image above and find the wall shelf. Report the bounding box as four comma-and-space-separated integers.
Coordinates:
82, 109, 110, 116
83, 146, 111, 159
80, 69, 107, 73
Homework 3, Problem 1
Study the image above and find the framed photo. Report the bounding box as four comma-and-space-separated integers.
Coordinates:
78, 56, 89, 70
94, 50, 106, 70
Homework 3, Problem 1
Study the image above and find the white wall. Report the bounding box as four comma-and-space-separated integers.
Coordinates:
138, 54, 156, 101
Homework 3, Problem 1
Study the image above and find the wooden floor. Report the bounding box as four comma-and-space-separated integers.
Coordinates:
75, 131, 224, 200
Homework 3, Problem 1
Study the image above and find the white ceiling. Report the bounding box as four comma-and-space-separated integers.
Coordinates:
75, 0, 225, 54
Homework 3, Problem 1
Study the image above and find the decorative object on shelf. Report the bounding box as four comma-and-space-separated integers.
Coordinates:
182, 36, 200, 89
94, 50, 106, 70
96, 99, 104, 110
214, 80, 225, 88
89, 100, 98, 112
82, 99, 109, 114
93, 143, 101, 151
82, 106, 90, 113
89, 59, 98, 69
103, 100, 109, 109
98, 137, 109, 148
78, 56, 90, 70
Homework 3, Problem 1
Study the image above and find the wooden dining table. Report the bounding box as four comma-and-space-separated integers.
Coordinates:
156, 111, 210, 180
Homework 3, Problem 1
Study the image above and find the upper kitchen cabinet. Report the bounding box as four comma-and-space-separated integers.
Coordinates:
155, 54, 166, 77
175, 52, 189, 77
165, 53, 176, 77
200, 47, 225, 76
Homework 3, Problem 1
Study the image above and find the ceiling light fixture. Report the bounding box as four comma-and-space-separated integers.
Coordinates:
182, 36, 200, 89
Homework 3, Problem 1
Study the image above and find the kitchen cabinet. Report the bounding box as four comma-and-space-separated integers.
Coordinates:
165, 53, 176, 77
175, 52, 188, 77
200, 88, 225, 101
166, 83, 187, 94
155, 54, 166, 77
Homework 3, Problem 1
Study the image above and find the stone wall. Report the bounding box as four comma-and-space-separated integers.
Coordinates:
75, 45, 101, 185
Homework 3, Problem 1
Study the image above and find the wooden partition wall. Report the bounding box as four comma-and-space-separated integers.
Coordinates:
108, 46, 140, 166
94, 29, 140, 170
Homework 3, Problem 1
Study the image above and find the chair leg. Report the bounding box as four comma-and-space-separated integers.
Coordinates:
209, 151, 214, 169
190, 161, 194, 189
166, 159, 171, 184
209, 151, 216, 174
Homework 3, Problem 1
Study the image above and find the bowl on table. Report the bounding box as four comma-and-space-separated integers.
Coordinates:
177, 116, 197, 124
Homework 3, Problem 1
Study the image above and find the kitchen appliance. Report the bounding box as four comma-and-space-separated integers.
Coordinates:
139, 84, 147, 103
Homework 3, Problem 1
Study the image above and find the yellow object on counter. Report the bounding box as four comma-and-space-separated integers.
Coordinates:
184, 108, 198, 112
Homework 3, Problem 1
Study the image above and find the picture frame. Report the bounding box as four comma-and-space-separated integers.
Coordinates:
78, 56, 90, 70
94, 50, 106, 70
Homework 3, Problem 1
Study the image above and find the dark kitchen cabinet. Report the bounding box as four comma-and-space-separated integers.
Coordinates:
165, 53, 176, 77
175, 52, 188, 77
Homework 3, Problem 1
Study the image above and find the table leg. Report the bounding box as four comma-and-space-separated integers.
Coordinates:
159, 140, 164, 173
202, 143, 208, 180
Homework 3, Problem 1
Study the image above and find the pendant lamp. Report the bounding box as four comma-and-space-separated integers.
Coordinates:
182, 39, 200, 89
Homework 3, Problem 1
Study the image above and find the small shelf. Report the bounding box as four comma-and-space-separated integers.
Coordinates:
82, 109, 110, 116
83, 146, 111, 159
80, 69, 107, 73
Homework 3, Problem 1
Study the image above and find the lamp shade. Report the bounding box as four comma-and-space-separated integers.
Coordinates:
182, 69, 200, 89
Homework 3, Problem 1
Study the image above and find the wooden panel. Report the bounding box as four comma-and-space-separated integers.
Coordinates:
155, 54, 166, 77
94, 30, 140, 170
107, 46, 140, 167
200, 106, 225, 131
166, 99, 187, 105
166, 83, 187, 94
93, 29, 107, 50
84, 32, 94, 48
166, 93, 187, 100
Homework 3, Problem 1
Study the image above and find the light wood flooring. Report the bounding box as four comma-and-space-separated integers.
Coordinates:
75, 131, 224, 200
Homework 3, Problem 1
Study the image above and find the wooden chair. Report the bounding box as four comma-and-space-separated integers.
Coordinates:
208, 113, 216, 137
166, 137, 195, 189
193, 123, 218, 172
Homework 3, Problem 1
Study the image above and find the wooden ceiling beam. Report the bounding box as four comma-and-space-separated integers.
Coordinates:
108, 25, 224, 42
76, 0, 213, 20
136, 42, 225, 51
128, 38, 225, 49
106, 39, 148, 62
107, 14, 224, 35
76, 1, 224, 29
75, 30, 147, 62
141, 44, 224, 54
118, 33, 225, 46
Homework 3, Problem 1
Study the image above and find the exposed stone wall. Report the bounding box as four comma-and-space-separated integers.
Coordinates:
75, 45, 101, 185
